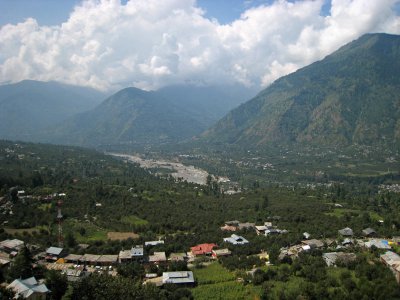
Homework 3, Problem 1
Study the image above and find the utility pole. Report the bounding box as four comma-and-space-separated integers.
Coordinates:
57, 200, 63, 248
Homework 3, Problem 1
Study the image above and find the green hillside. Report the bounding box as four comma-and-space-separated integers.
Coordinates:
0, 80, 105, 141
203, 33, 400, 147
45, 87, 205, 147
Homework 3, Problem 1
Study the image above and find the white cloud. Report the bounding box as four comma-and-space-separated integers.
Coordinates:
0, 0, 399, 91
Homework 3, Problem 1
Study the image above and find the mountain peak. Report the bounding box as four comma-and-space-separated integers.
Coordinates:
203, 33, 400, 147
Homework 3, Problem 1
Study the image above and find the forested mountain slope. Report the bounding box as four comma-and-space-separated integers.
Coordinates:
203, 33, 400, 147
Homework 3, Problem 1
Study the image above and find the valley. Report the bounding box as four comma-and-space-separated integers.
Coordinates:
108, 152, 212, 185
0, 33, 400, 300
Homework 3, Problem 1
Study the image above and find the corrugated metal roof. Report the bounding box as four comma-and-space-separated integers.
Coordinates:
97, 255, 118, 263
7, 277, 49, 298
0, 239, 24, 249
162, 271, 194, 284
46, 246, 63, 256
131, 245, 144, 256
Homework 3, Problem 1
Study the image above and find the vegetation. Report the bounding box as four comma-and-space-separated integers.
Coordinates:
0, 140, 400, 299
203, 33, 400, 148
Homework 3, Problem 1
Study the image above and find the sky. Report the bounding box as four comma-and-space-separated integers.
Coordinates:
0, 0, 399, 92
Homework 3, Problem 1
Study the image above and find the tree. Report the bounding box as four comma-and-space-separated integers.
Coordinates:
7, 245, 33, 280
0, 286, 15, 300
45, 270, 68, 300
262, 194, 269, 210
65, 232, 77, 248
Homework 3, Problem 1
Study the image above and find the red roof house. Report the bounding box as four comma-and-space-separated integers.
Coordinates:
190, 243, 217, 256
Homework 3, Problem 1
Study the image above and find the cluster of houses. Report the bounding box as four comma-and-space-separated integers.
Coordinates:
277, 226, 400, 281
221, 220, 288, 236
3, 221, 400, 297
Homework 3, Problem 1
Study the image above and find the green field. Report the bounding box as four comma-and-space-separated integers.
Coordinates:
120, 215, 148, 226
192, 263, 261, 300
64, 219, 108, 242
325, 208, 383, 221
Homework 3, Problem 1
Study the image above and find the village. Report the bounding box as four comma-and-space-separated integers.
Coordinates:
2, 216, 400, 298
1, 141, 400, 298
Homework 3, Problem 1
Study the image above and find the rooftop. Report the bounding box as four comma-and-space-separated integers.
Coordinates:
145, 240, 164, 246
8, 277, 49, 298
149, 252, 167, 263
223, 234, 249, 245
162, 271, 195, 284
131, 245, 144, 256
46, 246, 64, 256
0, 239, 24, 250
97, 255, 118, 263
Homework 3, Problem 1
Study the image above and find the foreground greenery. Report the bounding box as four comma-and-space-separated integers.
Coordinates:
1, 140, 400, 299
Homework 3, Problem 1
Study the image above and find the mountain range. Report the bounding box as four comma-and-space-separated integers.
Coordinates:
0, 33, 399, 149
0, 80, 105, 141
203, 33, 400, 147
0, 80, 255, 146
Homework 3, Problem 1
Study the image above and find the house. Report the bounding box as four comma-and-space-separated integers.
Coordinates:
162, 271, 195, 285
79, 254, 101, 266
119, 250, 132, 263
0, 239, 24, 253
380, 251, 400, 283
362, 228, 377, 237
338, 227, 353, 236
221, 221, 240, 231
45, 246, 66, 261
119, 245, 145, 263
225, 220, 240, 227
190, 243, 216, 256
64, 254, 83, 264
97, 255, 118, 266
255, 226, 267, 235
149, 252, 167, 264
255, 222, 273, 235
264, 222, 273, 228
364, 239, 391, 250
144, 276, 164, 287
238, 222, 255, 230
145, 240, 164, 246
169, 253, 187, 262
132, 245, 144, 259
223, 234, 249, 245
301, 239, 324, 249
220, 225, 237, 231
212, 249, 231, 259
342, 238, 354, 246
322, 252, 357, 267
62, 268, 85, 282
265, 229, 281, 236
7, 277, 49, 299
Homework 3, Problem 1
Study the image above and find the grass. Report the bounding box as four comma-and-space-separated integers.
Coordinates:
325, 208, 360, 218
192, 281, 262, 300
64, 219, 108, 242
369, 211, 383, 221
4, 225, 49, 235
120, 215, 148, 226
37, 203, 52, 211
193, 262, 235, 284
325, 208, 383, 221
192, 263, 261, 300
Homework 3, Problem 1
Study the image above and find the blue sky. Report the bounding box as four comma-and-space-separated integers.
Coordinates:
0, 0, 334, 27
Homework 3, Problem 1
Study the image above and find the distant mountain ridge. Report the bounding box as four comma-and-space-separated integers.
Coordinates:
0, 79, 255, 147
203, 33, 400, 147
42, 84, 256, 147
0, 80, 105, 140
